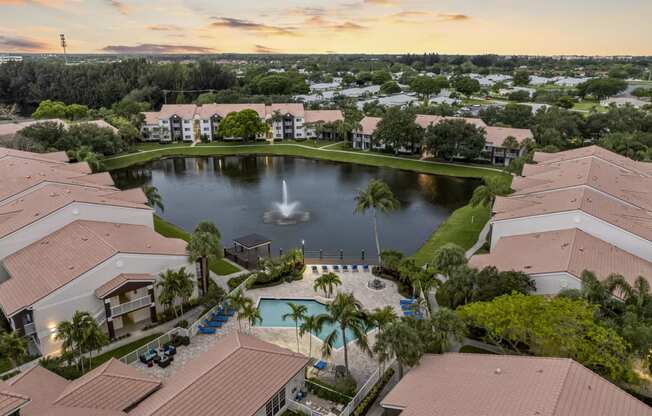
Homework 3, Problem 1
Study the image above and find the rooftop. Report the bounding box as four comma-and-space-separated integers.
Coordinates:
534, 145, 652, 178
469, 228, 652, 285
0, 381, 30, 416
381, 353, 652, 416
130, 332, 309, 416
0, 220, 187, 316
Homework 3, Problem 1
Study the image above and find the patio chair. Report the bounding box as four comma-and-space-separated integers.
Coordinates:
313, 360, 327, 371
210, 313, 229, 322
403, 310, 415, 317
321, 265, 328, 272
351, 264, 359, 272
332, 265, 340, 272
204, 319, 223, 328
362, 264, 370, 272
342, 265, 349, 272
224, 308, 236, 317
311, 265, 319, 273
400, 298, 416, 305
198, 326, 216, 334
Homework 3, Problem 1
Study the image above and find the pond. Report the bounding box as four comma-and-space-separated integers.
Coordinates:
111, 156, 480, 257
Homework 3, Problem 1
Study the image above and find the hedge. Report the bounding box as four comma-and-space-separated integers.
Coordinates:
353, 367, 395, 416
306, 376, 355, 405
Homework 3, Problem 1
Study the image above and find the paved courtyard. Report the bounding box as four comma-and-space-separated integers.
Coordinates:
135, 268, 404, 384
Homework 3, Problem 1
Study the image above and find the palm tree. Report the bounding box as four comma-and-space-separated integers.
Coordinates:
283, 302, 308, 353
187, 221, 222, 295
81, 322, 109, 367
368, 306, 398, 336
0, 331, 28, 370
313, 272, 342, 298
157, 269, 189, 319
373, 320, 423, 379
143, 185, 164, 212
299, 316, 323, 359
174, 267, 195, 316
68, 146, 102, 171
355, 179, 400, 264
55, 311, 96, 373
469, 177, 510, 208
227, 291, 253, 332
316, 292, 371, 376
242, 303, 262, 333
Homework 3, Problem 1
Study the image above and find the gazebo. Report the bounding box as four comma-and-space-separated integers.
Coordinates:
224, 233, 272, 269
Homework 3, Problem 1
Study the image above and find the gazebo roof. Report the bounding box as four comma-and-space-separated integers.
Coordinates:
233, 234, 271, 249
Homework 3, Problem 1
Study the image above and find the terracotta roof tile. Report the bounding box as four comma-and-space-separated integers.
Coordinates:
381, 353, 652, 416
95, 273, 156, 298
131, 332, 309, 416
0, 221, 187, 316
0, 381, 30, 416
7, 365, 70, 416
304, 110, 344, 124
53, 359, 160, 411
534, 145, 652, 178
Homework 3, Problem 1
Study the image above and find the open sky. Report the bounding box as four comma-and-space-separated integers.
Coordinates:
0, 0, 650, 55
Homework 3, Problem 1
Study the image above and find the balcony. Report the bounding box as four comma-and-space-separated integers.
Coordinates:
23, 322, 36, 336
111, 295, 152, 317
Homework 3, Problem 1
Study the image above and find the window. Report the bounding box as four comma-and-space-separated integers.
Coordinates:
162, 120, 169, 124
265, 388, 286, 416
184, 127, 190, 132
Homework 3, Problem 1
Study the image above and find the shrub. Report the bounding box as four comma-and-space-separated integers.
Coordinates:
353, 368, 395, 416
306, 377, 355, 405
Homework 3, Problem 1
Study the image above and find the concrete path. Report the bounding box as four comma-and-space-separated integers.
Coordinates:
465, 220, 491, 259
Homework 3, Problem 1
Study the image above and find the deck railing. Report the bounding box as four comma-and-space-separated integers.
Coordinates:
340, 361, 394, 416
111, 295, 152, 317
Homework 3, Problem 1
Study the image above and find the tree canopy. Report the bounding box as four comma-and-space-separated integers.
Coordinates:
373, 107, 424, 152
423, 119, 486, 160
218, 109, 267, 140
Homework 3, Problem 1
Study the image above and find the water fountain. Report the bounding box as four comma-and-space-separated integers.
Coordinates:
263, 179, 310, 225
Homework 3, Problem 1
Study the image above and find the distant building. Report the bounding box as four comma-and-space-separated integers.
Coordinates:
141, 104, 343, 142
0, 55, 22, 64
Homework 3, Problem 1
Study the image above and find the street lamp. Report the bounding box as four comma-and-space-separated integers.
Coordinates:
301, 239, 305, 263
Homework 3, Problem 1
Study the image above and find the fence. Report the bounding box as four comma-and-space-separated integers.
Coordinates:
339, 361, 394, 416
287, 400, 325, 416
303, 249, 379, 265
119, 327, 186, 365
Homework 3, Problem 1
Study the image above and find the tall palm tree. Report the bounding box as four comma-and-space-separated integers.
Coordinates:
157, 269, 181, 319
55, 311, 95, 373
355, 179, 400, 264
283, 302, 308, 353
299, 316, 323, 359
81, 322, 109, 367
227, 291, 253, 332
174, 267, 195, 316
0, 331, 28, 370
242, 303, 262, 333
373, 320, 423, 379
313, 272, 342, 298
316, 292, 371, 376
187, 221, 222, 295
469, 177, 510, 208
143, 185, 164, 212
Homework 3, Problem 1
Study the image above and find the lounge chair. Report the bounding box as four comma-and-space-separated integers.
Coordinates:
204, 319, 223, 328
313, 360, 327, 371
403, 310, 415, 317
401, 303, 416, 311
211, 314, 229, 322
198, 326, 216, 334
342, 265, 349, 272
225, 308, 236, 317
321, 265, 328, 272
351, 265, 359, 272
311, 265, 318, 273
332, 265, 340, 272
362, 264, 370, 272
400, 298, 416, 305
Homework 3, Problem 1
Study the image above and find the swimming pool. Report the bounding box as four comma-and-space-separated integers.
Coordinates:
256, 298, 361, 349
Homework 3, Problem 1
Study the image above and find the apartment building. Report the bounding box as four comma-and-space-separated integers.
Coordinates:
0, 148, 196, 357
470, 145, 652, 295
352, 114, 531, 165
141, 104, 343, 142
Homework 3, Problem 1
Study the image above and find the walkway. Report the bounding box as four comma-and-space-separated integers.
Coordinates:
465, 220, 492, 259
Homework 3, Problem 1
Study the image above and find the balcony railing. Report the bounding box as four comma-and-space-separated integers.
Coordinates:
111, 295, 152, 317
23, 322, 36, 336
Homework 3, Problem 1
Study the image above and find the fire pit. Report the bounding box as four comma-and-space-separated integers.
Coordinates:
368, 278, 386, 290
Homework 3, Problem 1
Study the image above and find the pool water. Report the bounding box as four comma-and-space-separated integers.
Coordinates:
256, 298, 361, 349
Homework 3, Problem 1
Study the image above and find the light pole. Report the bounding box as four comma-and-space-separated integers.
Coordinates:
59, 34, 67, 64
301, 239, 305, 264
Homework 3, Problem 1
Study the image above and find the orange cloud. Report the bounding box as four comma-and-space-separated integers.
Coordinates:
210, 17, 298, 36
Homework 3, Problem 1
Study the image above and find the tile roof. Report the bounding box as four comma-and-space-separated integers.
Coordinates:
511, 156, 652, 211
534, 145, 652, 178
304, 110, 344, 124
357, 115, 489, 136
53, 359, 160, 411
158, 104, 197, 120
0, 147, 69, 163
0, 184, 151, 238
381, 353, 652, 416
492, 188, 652, 241
484, 126, 532, 147
469, 228, 652, 285
0, 119, 66, 137
0, 381, 30, 416
95, 273, 156, 298
358, 116, 381, 135
142, 112, 160, 126
131, 332, 309, 416
0, 156, 114, 204
0, 221, 187, 316
266, 103, 305, 118
7, 365, 70, 416
197, 103, 267, 119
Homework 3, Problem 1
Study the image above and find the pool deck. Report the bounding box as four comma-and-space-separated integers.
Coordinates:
134, 268, 404, 384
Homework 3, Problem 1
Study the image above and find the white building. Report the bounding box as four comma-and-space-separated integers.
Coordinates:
141, 104, 343, 143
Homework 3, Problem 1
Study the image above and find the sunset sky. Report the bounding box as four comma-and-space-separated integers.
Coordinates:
0, 0, 650, 55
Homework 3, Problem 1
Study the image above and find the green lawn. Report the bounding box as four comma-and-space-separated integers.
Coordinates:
153, 215, 240, 275
412, 203, 492, 266
572, 100, 607, 113
89, 333, 162, 369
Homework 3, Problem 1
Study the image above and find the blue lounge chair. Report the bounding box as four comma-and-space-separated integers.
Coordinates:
313, 360, 327, 371
211, 314, 229, 322
204, 319, 223, 328
401, 303, 416, 310
403, 310, 414, 317
400, 298, 416, 305
225, 308, 236, 317
311, 265, 318, 273
321, 265, 328, 272
351, 265, 359, 272
342, 265, 349, 272
332, 265, 340, 272
198, 326, 216, 334
363, 264, 370, 272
